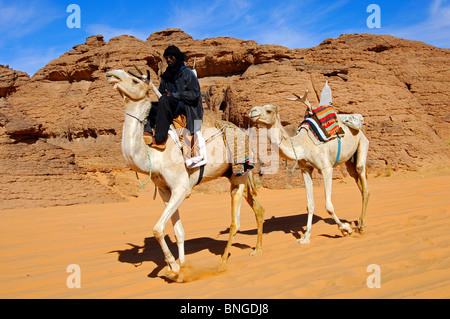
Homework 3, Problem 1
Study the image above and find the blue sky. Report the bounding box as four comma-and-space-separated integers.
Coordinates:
1, 0, 449, 76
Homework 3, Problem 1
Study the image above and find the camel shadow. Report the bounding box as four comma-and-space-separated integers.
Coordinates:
225, 212, 352, 240
110, 213, 353, 281
109, 235, 251, 280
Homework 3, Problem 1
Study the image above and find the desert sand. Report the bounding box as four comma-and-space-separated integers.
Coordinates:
1, 167, 449, 299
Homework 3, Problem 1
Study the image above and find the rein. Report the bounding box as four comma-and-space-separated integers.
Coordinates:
285, 136, 298, 174
284, 130, 341, 173
135, 144, 152, 188
277, 130, 299, 174
204, 120, 234, 144
333, 134, 342, 167
125, 112, 147, 125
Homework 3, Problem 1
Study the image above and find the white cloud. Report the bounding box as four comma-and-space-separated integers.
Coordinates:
1, 46, 65, 76
163, 0, 316, 48
166, 0, 253, 38
0, 0, 60, 40
0, 0, 64, 74
429, 0, 450, 28
239, 1, 338, 49
383, 0, 450, 48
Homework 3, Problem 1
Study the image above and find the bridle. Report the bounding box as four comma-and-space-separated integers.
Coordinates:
125, 112, 147, 125
128, 64, 150, 85
123, 65, 153, 125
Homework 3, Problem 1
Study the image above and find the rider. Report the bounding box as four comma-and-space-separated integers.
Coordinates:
143, 45, 203, 150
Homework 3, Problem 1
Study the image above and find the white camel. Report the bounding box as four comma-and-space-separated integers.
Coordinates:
249, 92, 369, 244
106, 68, 264, 282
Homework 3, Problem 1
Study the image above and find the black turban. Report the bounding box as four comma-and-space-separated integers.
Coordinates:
163, 45, 185, 61
161, 45, 186, 82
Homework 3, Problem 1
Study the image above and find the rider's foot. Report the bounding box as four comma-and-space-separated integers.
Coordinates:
150, 138, 166, 151
143, 131, 153, 145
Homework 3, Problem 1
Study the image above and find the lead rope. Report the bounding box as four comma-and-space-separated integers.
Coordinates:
135, 144, 152, 188
285, 137, 299, 175
333, 134, 342, 167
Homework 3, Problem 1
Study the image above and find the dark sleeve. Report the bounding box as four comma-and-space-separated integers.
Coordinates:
171, 69, 201, 105
158, 79, 168, 96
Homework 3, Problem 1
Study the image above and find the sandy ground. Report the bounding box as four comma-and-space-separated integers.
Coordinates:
1, 167, 449, 299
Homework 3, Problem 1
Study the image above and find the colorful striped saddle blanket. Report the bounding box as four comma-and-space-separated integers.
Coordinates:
298, 105, 342, 143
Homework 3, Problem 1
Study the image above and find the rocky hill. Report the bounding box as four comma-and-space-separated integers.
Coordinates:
1, 29, 449, 209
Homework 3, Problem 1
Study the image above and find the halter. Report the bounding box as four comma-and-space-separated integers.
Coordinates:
125, 112, 147, 125
128, 64, 150, 85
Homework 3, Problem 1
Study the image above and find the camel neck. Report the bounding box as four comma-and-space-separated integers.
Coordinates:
121, 99, 153, 174
267, 119, 305, 162
123, 99, 151, 122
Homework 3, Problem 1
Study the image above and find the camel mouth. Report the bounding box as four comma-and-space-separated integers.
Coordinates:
106, 73, 121, 84
249, 115, 260, 123
105, 72, 129, 100
248, 110, 261, 123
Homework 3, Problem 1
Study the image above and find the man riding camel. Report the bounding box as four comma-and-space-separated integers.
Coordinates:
143, 45, 203, 150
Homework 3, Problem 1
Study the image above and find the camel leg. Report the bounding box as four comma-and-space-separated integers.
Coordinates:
153, 187, 186, 282
356, 166, 370, 231
299, 167, 314, 244
244, 172, 265, 256
322, 167, 352, 236
355, 138, 370, 231
217, 180, 245, 271
245, 193, 264, 256
171, 210, 185, 265
158, 187, 186, 266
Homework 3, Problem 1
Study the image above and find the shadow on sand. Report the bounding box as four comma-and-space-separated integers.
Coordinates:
110, 212, 353, 281
109, 235, 251, 281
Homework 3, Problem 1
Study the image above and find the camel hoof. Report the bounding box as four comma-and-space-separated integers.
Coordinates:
176, 272, 185, 283
249, 248, 262, 256
164, 271, 185, 283
215, 262, 228, 273
164, 264, 185, 283
165, 269, 180, 281
339, 223, 353, 236
297, 237, 310, 244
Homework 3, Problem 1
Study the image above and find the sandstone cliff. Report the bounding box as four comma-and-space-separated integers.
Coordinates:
1, 29, 449, 209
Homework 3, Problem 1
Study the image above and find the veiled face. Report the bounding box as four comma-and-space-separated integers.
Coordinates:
106, 70, 148, 101
249, 105, 279, 127
165, 55, 177, 67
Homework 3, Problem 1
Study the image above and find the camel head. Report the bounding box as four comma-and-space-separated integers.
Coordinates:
106, 69, 151, 101
248, 104, 279, 128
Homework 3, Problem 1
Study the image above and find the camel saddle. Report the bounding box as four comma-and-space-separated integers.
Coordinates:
298, 104, 344, 144
214, 120, 254, 176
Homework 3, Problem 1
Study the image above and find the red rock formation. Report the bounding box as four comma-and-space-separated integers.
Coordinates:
1, 29, 449, 208
0, 65, 30, 97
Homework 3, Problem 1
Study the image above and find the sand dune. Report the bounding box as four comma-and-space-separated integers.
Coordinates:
1, 167, 449, 299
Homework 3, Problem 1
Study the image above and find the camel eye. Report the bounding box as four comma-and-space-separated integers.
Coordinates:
266, 110, 272, 114
132, 79, 139, 84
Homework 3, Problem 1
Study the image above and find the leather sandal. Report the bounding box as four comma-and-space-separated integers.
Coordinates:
150, 139, 166, 151
143, 131, 154, 145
